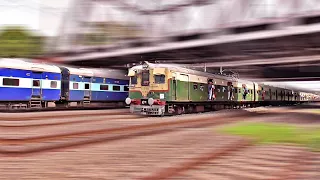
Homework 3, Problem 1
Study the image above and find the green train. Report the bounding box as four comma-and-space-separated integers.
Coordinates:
125, 62, 318, 116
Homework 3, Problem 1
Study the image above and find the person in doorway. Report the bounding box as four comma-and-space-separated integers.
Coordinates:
208, 81, 215, 100
212, 83, 216, 100
228, 85, 234, 101
208, 81, 213, 100
242, 85, 248, 100
227, 85, 231, 100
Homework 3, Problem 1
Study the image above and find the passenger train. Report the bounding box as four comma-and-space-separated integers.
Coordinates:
0, 58, 129, 109
125, 62, 319, 116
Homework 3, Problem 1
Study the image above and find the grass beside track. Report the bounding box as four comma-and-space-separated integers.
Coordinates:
218, 122, 320, 151
308, 109, 320, 114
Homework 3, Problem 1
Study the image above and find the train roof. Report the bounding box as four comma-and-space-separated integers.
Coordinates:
129, 62, 241, 82
81, 68, 129, 80
0, 58, 61, 73
63, 66, 94, 77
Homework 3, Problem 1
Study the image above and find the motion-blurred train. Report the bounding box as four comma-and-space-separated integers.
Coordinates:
0, 58, 129, 109
125, 62, 319, 116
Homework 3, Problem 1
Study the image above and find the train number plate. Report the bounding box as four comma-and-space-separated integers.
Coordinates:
141, 99, 148, 105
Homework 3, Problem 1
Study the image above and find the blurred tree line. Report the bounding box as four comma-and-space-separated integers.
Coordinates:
0, 26, 44, 58
0, 22, 143, 58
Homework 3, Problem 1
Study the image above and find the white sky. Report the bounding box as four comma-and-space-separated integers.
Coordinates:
0, 0, 71, 36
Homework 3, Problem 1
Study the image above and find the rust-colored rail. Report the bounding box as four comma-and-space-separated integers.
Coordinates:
0, 114, 142, 128
0, 112, 258, 155
140, 140, 252, 180
270, 151, 312, 180
0, 112, 255, 144
0, 110, 131, 121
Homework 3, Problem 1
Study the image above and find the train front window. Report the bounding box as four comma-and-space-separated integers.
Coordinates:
130, 76, 137, 85
154, 74, 165, 84
141, 71, 149, 86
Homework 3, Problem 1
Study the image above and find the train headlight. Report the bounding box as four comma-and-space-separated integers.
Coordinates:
148, 98, 154, 105
125, 98, 131, 105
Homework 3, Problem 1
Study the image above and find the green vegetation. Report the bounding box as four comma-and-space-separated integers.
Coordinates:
0, 26, 44, 58
308, 109, 320, 114
219, 122, 320, 151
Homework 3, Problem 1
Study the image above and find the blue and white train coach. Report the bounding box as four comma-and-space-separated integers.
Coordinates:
89, 68, 129, 104
56, 66, 129, 107
0, 58, 129, 109
0, 58, 61, 109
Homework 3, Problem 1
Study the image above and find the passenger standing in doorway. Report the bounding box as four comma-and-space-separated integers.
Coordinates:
208, 81, 213, 100
227, 85, 231, 100
212, 83, 215, 100
231, 85, 234, 100
208, 81, 215, 100
243, 85, 248, 100
228, 85, 234, 101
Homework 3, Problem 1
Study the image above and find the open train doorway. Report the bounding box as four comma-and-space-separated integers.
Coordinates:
208, 78, 215, 100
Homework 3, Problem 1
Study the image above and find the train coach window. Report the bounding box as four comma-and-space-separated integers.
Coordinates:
100, 85, 109, 90
154, 75, 165, 84
3, 78, 19, 86
50, 81, 57, 88
130, 76, 137, 85
33, 80, 40, 87
193, 83, 198, 90
124, 86, 129, 91
216, 85, 221, 92
113, 85, 120, 91
199, 85, 204, 91
85, 83, 90, 90
73, 83, 79, 89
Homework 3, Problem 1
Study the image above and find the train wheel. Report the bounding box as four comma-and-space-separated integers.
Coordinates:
175, 106, 183, 115
187, 106, 194, 114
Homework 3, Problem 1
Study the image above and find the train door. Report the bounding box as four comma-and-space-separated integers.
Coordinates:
83, 76, 92, 102
269, 89, 272, 100
172, 77, 177, 100
179, 74, 189, 101
253, 83, 256, 101
31, 71, 43, 98
60, 68, 70, 100
276, 90, 278, 101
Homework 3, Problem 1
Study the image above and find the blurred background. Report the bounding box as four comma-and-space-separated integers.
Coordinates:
0, 1, 320, 180
1, 0, 320, 94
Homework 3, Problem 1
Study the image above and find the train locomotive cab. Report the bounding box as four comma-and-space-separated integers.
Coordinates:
125, 63, 168, 116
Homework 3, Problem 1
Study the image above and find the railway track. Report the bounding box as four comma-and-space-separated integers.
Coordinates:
0, 108, 318, 179
0, 114, 142, 128
0, 110, 260, 155
4, 126, 317, 179
0, 109, 131, 121
164, 145, 319, 180
0, 105, 128, 113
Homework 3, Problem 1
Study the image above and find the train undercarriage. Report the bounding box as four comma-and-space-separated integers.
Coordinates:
129, 100, 306, 116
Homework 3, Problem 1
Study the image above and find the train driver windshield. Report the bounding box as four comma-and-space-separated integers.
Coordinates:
141, 71, 150, 86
